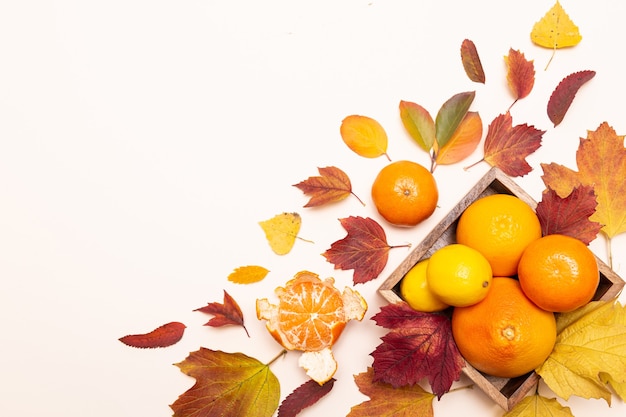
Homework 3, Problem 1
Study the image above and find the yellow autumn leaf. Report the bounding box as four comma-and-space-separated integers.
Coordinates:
340, 115, 390, 160
228, 265, 270, 284
259, 212, 303, 255
531, 1, 582, 70
599, 301, 626, 401
503, 394, 574, 417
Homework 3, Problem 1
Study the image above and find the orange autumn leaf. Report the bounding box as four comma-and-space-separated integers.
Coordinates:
228, 265, 270, 284
460, 39, 485, 84
531, 0, 582, 70
119, 321, 186, 349
505, 48, 535, 109
293, 166, 364, 207
435, 111, 483, 166
340, 115, 390, 160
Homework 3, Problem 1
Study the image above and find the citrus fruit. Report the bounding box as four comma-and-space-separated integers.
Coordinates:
256, 270, 367, 384
517, 234, 599, 313
426, 243, 493, 307
400, 259, 449, 312
371, 160, 438, 227
452, 277, 557, 378
456, 193, 542, 276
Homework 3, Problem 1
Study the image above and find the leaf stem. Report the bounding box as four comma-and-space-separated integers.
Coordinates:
351, 191, 366, 207
267, 349, 288, 366
606, 234, 614, 270
389, 243, 412, 250
463, 158, 485, 171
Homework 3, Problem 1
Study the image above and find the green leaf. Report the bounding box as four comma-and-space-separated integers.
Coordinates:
435, 91, 475, 148
399, 100, 436, 151
503, 394, 574, 417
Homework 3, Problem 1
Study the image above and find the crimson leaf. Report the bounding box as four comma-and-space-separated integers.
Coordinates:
277, 378, 335, 417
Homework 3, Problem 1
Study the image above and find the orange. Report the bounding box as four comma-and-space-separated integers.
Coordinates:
517, 234, 599, 312
371, 160, 438, 227
456, 193, 541, 276
452, 277, 557, 378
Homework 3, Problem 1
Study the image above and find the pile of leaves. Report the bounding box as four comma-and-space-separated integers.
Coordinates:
118, 2, 626, 416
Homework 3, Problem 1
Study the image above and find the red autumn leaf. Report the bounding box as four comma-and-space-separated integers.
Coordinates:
547, 70, 596, 127
322, 216, 408, 285
277, 378, 335, 417
194, 290, 249, 337
119, 321, 186, 349
460, 39, 485, 84
536, 184, 602, 245
505, 48, 535, 109
293, 166, 364, 207
370, 302, 464, 399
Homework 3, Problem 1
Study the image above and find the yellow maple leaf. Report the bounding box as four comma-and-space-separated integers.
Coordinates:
503, 394, 573, 417
227, 265, 270, 284
531, 1, 582, 70
259, 212, 304, 255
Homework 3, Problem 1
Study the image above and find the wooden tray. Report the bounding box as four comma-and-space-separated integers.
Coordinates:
378, 166, 625, 410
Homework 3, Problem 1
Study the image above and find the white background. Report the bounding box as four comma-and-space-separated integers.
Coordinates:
2, 1, 626, 416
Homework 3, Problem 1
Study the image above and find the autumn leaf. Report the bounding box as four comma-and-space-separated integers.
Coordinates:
536, 301, 626, 404
277, 378, 335, 417
228, 265, 270, 284
259, 212, 309, 255
531, 0, 582, 70
293, 166, 364, 207
460, 39, 485, 84
347, 368, 435, 417
171, 348, 282, 417
399, 100, 436, 152
435, 91, 475, 149
119, 321, 186, 349
536, 185, 601, 245
340, 115, 390, 160
503, 394, 574, 417
322, 216, 409, 285
466, 112, 544, 177
370, 302, 465, 398
194, 290, 249, 337
435, 111, 483, 167
547, 70, 596, 127
505, 48, 535, 109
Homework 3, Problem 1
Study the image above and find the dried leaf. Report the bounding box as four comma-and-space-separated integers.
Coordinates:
228, 265, 270, 284
399, 100, 436, 152
460, 39, 485, 83
548, 70, 596, 127
277, 378, 335, 417
172, 348, 280, 417
503, 394, 574, 417
322, 216, 405, 285
505, 48, 535, 107
480, 112, 545, 177
259, 212, 303, 255
340, 115, 389, 159
194, 290, 249, 337
531, 1, 582, 69
435, 91, 475, 148
435, 111, 482, 166
347, 368, 435, 417
293, 166, 364, 207
536, 185, 601, 245
536, 301, 626, 404
370, 302, 465, 398
119, 321, 186, 349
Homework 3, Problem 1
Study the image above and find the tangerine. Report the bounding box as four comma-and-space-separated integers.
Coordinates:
456, 193, 541, 276
452, 277, 557, 378
371, 160, 438, 227
517, 234, 599, 312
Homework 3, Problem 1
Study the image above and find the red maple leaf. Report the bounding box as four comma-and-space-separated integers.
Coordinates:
293, 166, 364, 207
536, 184, 602, 245
277, 378, 335, 417
194, 290, 249, 337
119, 321, 186, 349
370, 302, 464, 399
547, 70, 595, 127
322, 216, 409, 285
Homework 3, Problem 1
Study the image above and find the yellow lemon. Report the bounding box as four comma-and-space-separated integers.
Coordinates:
400, 259, 449, 312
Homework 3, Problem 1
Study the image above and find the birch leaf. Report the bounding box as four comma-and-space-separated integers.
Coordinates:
259, 212, 303, 255
531, 1, 582, 69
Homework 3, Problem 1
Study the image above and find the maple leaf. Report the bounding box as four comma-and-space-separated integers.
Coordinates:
370, 302, 465, 398
340, 115, 390, 160
503, 394, 574, 417
460, 39, 485, 84
322, 216, 409, 285
347, 368, 435, 417
293, 166, 364, 207
536, 301, 626, 404
194, 290, 249, 337
535, 184, 602, 245
228, 265, 270, 284
505, 48, 535, 109
118, 321, 186, 349
547, 70, 596, 127
277, 378, 335, 417
531, 0, 582, 70
171, 348, 282, 417
466, 112, 544, 177
259, 212, 310, 255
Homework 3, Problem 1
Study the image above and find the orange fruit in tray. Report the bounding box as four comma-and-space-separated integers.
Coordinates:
456, 193, 541, 276
256, 271, 367, 384
452, 277, 557, 378
518, 234, 599, 313
371, 160, 438, 227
